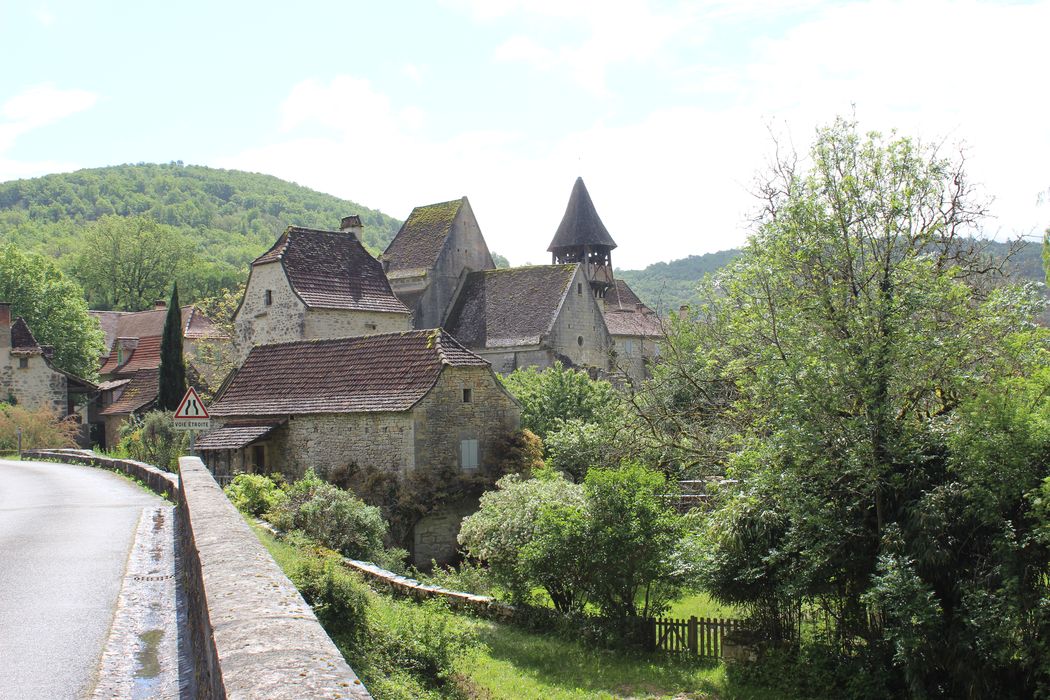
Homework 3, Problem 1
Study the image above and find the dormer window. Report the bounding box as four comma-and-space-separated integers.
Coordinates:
264, 290, 273, 306
116, 346, 125, 365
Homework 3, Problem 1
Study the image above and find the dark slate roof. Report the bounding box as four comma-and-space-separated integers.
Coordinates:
444, 265, 577, 348
10, 317, 41, 353
209, 329, 488, 417
196, 422, 284, 450
253, 227, 409, 314
100, 368, 158, 416
548, 177, 617, 253
382, 199, 464, 273
602, 280, 663, 337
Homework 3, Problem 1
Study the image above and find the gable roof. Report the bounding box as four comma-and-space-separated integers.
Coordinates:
209, 329, 489, 417
602, 281, 663, 337
99, 368, 158, 416
548, 177, 617, 253
10, 317, 41, 353
99, 336, 162, 376
444, 265, 578, 348
382, 198, 464, 273
252, 227, 408, 314
91, 305, 225, 357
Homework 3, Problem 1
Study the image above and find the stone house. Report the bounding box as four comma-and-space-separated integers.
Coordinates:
0, 303, 96, 437
382, 197, 495, 330
233, 217, 410, 361
92, 302, 225, 448
197, 329, 521, 566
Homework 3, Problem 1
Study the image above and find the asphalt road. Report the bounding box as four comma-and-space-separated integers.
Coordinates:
0, 458, 166, 700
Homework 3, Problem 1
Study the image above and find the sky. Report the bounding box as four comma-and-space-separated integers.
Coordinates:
0, 0, 1047, 269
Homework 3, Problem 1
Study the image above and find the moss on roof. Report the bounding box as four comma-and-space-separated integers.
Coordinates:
382, 198, 464, 272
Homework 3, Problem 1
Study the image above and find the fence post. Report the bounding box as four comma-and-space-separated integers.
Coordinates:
688, 616, 698, 655
647, 617, 657, 652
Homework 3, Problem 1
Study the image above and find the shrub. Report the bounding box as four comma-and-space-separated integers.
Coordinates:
224, 473, 286, 517
270, 470, 396, 565
0, 403, 79, 450
290, 553, 370, 641
117, 410, 188, 471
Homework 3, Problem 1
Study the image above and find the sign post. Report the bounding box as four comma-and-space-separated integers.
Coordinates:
172, 387, 212, 455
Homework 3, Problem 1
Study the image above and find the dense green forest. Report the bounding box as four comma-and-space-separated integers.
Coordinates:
619, 239, 1046, 313
0, 163, 402, 308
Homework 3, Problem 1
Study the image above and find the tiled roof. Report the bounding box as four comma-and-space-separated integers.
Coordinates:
548, 178, 617, 253
100, 369, 158, 416
602, 280, 663, 337
97, 378, 132, 392
252, 227, 409, 314
195, 422, 284, 450
90, 311, 123, 352
382, 199, 463, 273
99, 336, 162, 376
444, 265, 577, 348
210, 329, 488, 417
92, 305, 225, 364
10, 317, 41, 353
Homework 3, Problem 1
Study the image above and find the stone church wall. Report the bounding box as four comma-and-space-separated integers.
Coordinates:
303, 309, 409, 340
547, 267, 614, 370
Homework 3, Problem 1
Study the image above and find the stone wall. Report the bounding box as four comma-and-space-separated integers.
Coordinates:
547, 266, 614, 370
23, 449, 371, 699
304, 309, 409, 340
411, 365, 521, 473
233, 262, 307, 362
611, 333, 658, 387
1, 350, 68, 414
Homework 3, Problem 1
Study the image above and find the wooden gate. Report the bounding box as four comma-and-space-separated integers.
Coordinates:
650, 616, 745, 657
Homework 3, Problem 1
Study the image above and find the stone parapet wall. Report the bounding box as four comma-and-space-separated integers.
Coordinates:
21, 449, 370, 699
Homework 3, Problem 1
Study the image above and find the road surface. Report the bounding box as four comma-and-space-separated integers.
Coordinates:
0, 458, 170, 699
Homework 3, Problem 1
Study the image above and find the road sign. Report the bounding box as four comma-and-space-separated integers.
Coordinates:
173, 387, 212, 431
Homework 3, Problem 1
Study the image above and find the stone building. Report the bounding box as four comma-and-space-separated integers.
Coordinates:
382, 197, 494, 330
92, 302, 225, 448
381, 177, 662, 384
197, 329, 520, 566
233, 217, 410, 361
0, 303, 96, 434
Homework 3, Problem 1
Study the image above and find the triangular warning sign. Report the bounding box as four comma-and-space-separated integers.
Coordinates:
173, 387, 210, 419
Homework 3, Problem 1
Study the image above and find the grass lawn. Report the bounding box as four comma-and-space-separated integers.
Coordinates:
666, 593, 740, 621
249, 522, 792, 700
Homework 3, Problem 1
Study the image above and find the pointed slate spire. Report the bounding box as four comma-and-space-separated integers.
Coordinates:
547, 177, 617, 253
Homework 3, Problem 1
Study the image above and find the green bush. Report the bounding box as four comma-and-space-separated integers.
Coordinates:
0, 403, 80, 450
223, 473, 286, 517
270, 470, 403, 567
117, 410, 188, 471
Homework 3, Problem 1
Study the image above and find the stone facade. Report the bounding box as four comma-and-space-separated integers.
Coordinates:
545, 265, 614, 369
1, 351, 69, 414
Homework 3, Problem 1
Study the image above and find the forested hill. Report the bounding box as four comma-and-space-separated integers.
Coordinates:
0, 162, 400, 277
618, 240, 1047, 314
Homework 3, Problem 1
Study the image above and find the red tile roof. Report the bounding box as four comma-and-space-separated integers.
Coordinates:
382, 199, 463, 273
252, 227, 409, 314
95, 306, 225, 373
210, 329, 488, 417
100, 369, 158, 416
99, 336, 162, 375
444, 265, 578, 348
602, 280, 663, 337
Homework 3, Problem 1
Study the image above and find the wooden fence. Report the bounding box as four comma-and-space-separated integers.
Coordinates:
649, 616, 745, 657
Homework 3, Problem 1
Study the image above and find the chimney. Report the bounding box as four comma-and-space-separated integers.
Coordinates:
0, 302, 9, 349
340, 215, 363, 240
155, 300, 167, 310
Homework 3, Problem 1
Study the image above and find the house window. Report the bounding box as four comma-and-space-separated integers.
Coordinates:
116, 346, 125, 365
460, 439, 479, 471
577, 335, 584, 347
624, 339, 634, 355
365, 322, 377, 331
251, 444, 266, 472
577, 282, 583, 295
18, 357, 28, 369
462, 388, 473, 403
264, 290, 273, 306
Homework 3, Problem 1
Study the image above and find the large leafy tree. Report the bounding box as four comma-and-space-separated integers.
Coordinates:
687, 118, 1050, 696
0, 245, 104, 379
157, 283, 186, 410
72, 214, 195, 311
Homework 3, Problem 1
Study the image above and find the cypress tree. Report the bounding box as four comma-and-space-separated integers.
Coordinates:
157, 283, 187, 410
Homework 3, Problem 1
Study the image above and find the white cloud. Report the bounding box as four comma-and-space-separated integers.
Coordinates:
402, 63, 424, 84
0, 84, 98, 181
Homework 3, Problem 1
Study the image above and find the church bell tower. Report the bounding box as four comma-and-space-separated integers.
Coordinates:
547, 177, 617, 298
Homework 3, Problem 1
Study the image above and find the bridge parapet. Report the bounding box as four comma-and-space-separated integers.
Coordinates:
21, 450, 370, 699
